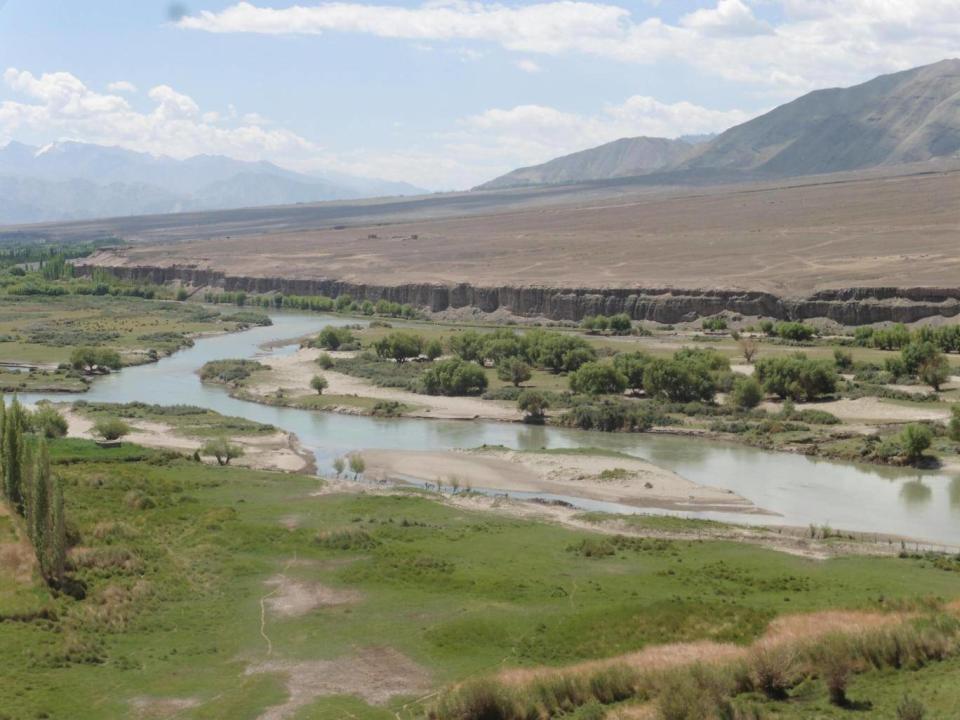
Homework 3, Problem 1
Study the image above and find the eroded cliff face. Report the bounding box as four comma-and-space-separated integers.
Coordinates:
75, 260, 960, 325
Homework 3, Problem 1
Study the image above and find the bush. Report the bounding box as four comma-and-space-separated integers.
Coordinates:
420, 358, 488, 396
701, 317, 728, 331
897, 695, 926, 720
949, 406, 960, 442
373, 331, 424, 363
775, 321, 816, 342
518, 390, 549, 423
93, 418, 130, 441
643, 357, 716, 403
199, 359, 264, 385
608, 314, 632, 335
833, 348, 853, 370
900, 423, 933, 463
30, 404, 68, 438
728, 376, 763, 409
612, 352, 651, 393
310, 374, 328, 394
312, 326, 356, 350
497, 358, 532, 387
424, 338, 443, 361
569, 362, 628, 396
70, 346, 122, 373
316, 352, 334, 369
754, 353, 837, 402
918, 354, 950, 391
448, 330, 485, 362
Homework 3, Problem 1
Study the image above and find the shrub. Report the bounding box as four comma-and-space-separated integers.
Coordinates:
949, 406, 960, 442
728, 376, 763, 409
608, 314, 632, 335
30, 404, 68, 438
199, 359, 264, 384
70, 346, 122, 373
310, 374, 329, 394
754, 353, 837, 401
313, 326, 356, 350
93, 418, 130, 441
612, 352, 651, 393
421, 358, 488, 396
316, 352, 334, 369
497, 358, 532, 387
918, 354, 950, 391
448, 330, 485, 362
518, 390, 549, 423
758, 320, 775, 336
643, 357, 716, 403
833, 348, 853, 370
349, 454, 366, 478
201, 436, 244, 466
775, 321, 816, 341
897, 695, 926, 720
702, 317, 728, 331
529, 331, 596, 373
900, 423, 932, 463
738, 338, 758, 363
569, 362, 628, 396
424, 338, 444, 361
373, 331, 424, 363
747, 645, 796, 700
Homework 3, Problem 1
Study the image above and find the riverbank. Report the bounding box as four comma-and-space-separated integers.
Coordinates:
360, 446, 766, 515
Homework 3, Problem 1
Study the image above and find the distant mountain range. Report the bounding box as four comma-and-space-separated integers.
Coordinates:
0, 141, 425, 224
478, 59, 960, 189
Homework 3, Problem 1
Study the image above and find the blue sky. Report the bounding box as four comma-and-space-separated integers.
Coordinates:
0, 1, 956, 188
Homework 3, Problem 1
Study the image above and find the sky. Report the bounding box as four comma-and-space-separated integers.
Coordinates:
0, 0, 957, 190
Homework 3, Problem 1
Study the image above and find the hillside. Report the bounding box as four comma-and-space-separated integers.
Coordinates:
680, 58, 960, 175
477, 136, 702, 189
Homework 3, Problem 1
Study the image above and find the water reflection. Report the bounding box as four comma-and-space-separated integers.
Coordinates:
900, 479, 933, 506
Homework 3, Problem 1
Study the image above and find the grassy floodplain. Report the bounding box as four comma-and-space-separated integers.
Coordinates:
3, 441, 960, 718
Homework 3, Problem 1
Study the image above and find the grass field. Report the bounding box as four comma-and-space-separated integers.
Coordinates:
3, 441, 960, 718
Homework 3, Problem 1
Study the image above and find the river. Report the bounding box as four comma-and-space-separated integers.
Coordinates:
20, 311, 960, 546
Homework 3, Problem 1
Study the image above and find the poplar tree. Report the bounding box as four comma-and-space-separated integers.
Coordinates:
29, 438, 50, 576
49, 474, 66, 587
3, 398, 23, 514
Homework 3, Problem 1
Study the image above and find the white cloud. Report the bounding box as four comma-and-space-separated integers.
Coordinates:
177, 1, 960, 95
0, 68, 316, 164
107, 80, 138, 94
515, 59, 542, 73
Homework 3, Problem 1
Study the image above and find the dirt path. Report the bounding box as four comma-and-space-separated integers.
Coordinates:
246, 347, 521, 421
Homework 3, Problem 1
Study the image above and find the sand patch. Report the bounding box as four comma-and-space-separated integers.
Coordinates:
263, 575, 362, 617
60, 407, 311, 474
776, 397, 952, 423
247, 647, 431, 719
361, 447, 766, 515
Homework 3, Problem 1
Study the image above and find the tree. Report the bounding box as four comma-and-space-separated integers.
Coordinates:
949, 406, 960, 442
738, 338, 759, 363
373, 331, 424, 363
643, 357, 716, 403
349, 454, 366, 479
612, 352, 651, 394
48, 474, 66, 588
310, 374, 329, 395
420, 358, 488, 396
3, 398, 25, 514
901, 341, 941, 376
497, 358, 532, 387
332, 456, 345, 478
608, 314, 632, 335
70, 346, 122, 373
900, 423, 932, 464
201, 436, 244, 466
28, 438, 50, 575
728, 376, 763, 409
31, 404, 68, 438
93, 418, 130, 442
754, 353, 837, 402
448, 330, 485, 362
918, 354, 950, 391
424, 338, 443, 361
315, 326, 355, 350
518, 390, 549, 423
569, 362, 628, 396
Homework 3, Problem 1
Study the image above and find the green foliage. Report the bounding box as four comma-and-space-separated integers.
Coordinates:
332, 456, 346, 477
496, 358, 532, 387
569, 361, 628, 396
643, 356, 717, 403
560, 398, 665, 432
199, 359, 264, 385
949, 406, 960, 442
897, 694, 927, 720
775, 321, 816, 341
30, 404, 68, 438
448, 330, 485, 362
373, 331, 424, 363
728, 376, 763, 409
3, 398, 25, 514
312, 325, 357, 351
918, 354, 950, 391
608, 313, 632, 334
612, 351, 651, 392
349, 454, 366, 478
901, 341, 941, 375
754, 353, 837, 402
93, 418, 130, 441
310, 374, 329, 394
69, 346, 122, 372
425, 338, 444, 361
316, 352, 334, 369
200, 436, 244, 466
421, 358, 489, 396
833, 348, 854, 370
702, 316, 728, 331
517, 390, 549, 423
900, 424, 933, 463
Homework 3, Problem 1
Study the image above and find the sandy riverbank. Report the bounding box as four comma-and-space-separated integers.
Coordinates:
246, 347, 521, 421
360, 447, 767, 515
61, 407, 313, 474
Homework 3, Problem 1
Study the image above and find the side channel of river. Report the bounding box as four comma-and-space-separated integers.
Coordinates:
20, 311, 960, 545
